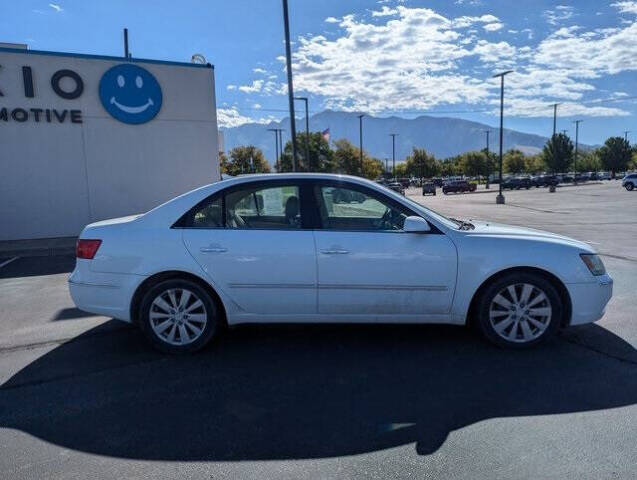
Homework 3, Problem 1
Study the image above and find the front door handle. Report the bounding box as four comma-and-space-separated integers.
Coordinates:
200, 246, 227, 253
320, 248, 349, 255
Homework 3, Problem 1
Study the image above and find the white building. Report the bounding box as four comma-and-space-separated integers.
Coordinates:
0, 46, 220, 241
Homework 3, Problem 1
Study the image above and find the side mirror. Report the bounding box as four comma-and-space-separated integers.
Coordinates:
403, 216, 431, 233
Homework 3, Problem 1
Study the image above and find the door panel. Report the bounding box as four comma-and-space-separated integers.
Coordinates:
311, 182, 457, 316
314, 231, 457, 315
183, 229, 316, 315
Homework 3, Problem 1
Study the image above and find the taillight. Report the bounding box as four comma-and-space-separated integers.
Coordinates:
76, 239, 102, 259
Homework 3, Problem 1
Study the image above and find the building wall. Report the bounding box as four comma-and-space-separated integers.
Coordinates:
0, 49, 219, 240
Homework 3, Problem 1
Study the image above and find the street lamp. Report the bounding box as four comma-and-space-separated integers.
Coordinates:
282, 0, 298, 171
551, 103, 561, 137
484, 129, 491, 189
267, 128, 280, 171
358, 114, 365, 176
294, 97, 310, 170
389, 134, 398, 179
492, 70, 513, 205
573, 120, 583, 165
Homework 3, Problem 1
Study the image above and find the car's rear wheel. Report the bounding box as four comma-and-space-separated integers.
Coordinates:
476, 272, 562, 348
139, 279, 219, 354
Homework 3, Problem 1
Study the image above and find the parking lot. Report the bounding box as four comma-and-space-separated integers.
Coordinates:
0, 181, 635, 479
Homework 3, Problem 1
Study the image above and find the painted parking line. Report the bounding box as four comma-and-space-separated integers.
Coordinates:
0, 256, 19, 269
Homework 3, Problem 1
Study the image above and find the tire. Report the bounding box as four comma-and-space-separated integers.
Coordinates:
139, 278, 219, 354
626, 183, 634, 191
475, 272, 562, 349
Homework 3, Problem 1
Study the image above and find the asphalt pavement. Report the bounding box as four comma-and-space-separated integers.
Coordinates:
0, 180, 635, 479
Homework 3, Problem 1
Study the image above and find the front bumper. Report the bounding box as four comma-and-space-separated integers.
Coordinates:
566, 274, 613, 326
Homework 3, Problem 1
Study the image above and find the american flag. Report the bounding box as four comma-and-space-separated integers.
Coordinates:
321, 127, 330, 142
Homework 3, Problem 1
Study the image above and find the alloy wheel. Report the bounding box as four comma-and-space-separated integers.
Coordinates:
149, 288, 208, 346
488, 283, 552, 343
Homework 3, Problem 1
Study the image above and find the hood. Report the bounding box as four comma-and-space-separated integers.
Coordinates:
465, 221, 595, 252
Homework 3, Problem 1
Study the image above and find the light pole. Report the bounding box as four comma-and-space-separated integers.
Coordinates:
385, 158, 389, 177
294, 97, 310, 170
561, 129, 568, 135
624, 130, 630, 142
484, 129, 491, 189
573, 120, 583, 165
282, 0, 298, 171
493, 70, 513, 205
389, 134, 398, 179
268, 128, 279, 171
551, 103, 561, 137
358, 114, 364, 176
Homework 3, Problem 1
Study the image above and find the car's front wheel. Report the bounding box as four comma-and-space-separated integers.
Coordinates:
626, 182, 634, 191
139, 278, 219, 354
475, 272, 562, 348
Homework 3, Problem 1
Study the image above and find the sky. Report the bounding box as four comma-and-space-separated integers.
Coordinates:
4, 0, 637, 145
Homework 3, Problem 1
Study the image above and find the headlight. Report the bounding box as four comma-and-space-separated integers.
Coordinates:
580, 254, 606, 276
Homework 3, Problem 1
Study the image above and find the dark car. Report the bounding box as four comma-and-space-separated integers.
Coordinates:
561, 174, 574, 183
432, 177, 444, 187
531, 175, 559, 187
442, 180, 476, 194
422, 182, 436, 195
502, 177, 532, 190
387, 182, 405, 195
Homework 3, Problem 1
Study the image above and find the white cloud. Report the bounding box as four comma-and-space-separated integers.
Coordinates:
238, 4, 634, 118
612, 1, 637, 14
543, 5, 575, 25
238, 80, 264, 93
217, 107, 271, 128
372, 6, 399, 17
252, 67, 267, 74
483, 22, 503, 32
48, 3, 63, 12
325, 17, 340, 24
226, 85, 237, 91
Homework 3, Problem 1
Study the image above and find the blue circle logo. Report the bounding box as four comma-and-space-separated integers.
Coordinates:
99, 64, 162, 124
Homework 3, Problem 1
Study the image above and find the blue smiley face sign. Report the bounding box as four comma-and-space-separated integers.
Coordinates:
99, 64, 162, 124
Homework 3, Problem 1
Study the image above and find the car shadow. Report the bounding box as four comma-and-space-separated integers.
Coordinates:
1, 321, 636, 461
0, 255, 75, 279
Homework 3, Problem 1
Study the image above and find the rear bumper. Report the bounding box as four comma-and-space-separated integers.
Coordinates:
566, 274, 613, 326
68, 260, 145, 322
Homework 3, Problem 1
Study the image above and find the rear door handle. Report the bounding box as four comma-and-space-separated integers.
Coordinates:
320, 248, 349, 255
200, 247, 227, 253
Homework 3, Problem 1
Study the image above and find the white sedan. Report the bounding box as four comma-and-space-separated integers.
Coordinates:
69, 174, 613, 353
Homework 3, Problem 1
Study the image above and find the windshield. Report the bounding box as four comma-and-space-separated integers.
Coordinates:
396, 192, 465, 230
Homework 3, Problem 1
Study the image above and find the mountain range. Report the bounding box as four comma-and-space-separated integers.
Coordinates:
221, 110, 582, 165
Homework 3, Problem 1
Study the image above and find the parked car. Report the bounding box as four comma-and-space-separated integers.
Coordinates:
422, 182, 436, 196
538, 175, 560, 187
387, 182, 406, 195
598, 171, 611, 180
442, 180, 477, 194
70, 173, 613, 353
502, 177, 532, 190
561, 174, 574, 183
622, 173, 637, 191
573, 173, 588, 183
432, 177, 444, 187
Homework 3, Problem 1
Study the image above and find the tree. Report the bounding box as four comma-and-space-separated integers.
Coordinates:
219, 152, 229, 175
573, 150, 601, 172
460, 151, 488, 177
280, 132, 335, 173
394, 162, 408, 178
524, 154, 544, 174
224, 146, 270, 176
331, 138, 384, 179
404, 148, 440, 178
440, 157, 461, 176
504, 149, 526, 174
542, 133, 574, 173
598, 137, 632, 177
